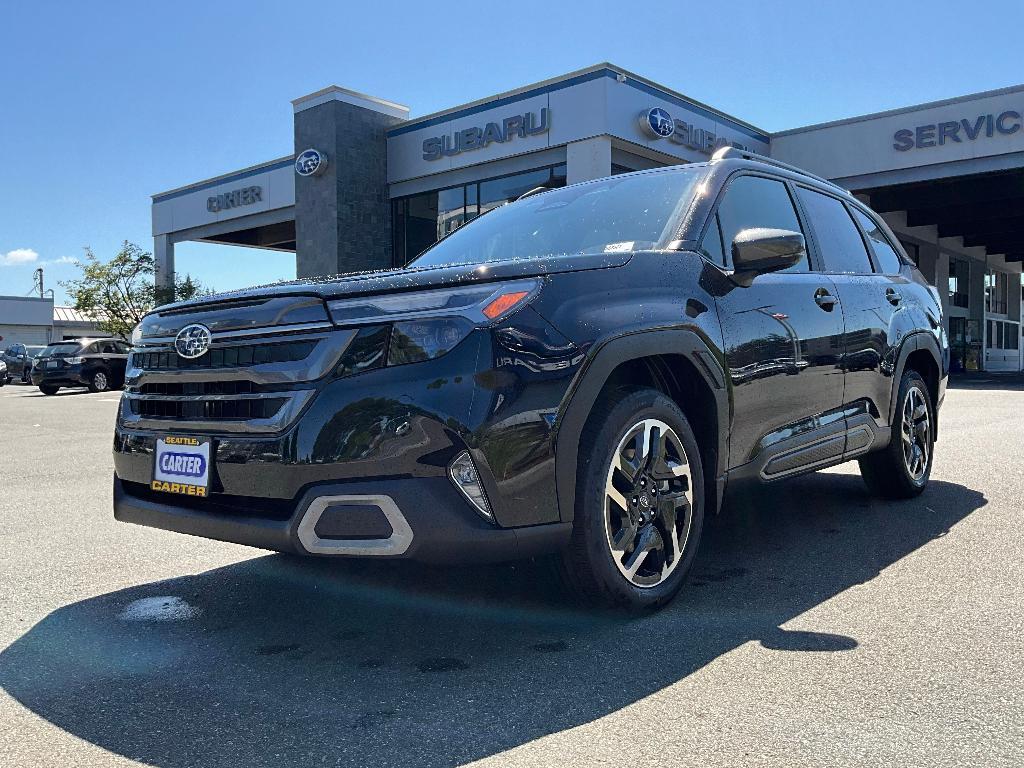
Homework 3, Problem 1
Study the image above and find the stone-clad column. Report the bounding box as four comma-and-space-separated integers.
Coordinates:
154, 235, 174, 293
292, 87, 409, 278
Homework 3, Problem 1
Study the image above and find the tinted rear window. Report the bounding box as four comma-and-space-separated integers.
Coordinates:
42, 343, 81, 356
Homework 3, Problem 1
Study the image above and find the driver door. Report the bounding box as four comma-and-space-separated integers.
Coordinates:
707, 174, 846, 475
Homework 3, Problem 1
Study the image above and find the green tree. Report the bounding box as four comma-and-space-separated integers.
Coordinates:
61, 241, 210, 339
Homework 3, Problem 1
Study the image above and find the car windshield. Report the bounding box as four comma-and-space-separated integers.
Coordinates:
41, 343, 81, 357
409, 168, 705, 269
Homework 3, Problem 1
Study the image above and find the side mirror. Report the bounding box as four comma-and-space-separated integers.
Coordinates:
731, 228, 806, 286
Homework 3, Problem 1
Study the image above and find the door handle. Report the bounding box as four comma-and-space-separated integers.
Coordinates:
886, 288, 902, 305
814, 288, 838, 311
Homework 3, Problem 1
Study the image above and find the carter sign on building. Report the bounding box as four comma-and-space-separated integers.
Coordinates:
207, 185, 263, 213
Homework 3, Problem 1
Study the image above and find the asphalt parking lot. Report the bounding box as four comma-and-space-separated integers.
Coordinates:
0, 377, 1022, 767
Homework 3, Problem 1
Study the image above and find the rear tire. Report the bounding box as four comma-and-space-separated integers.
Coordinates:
558, 388, 705, 611
859, 370, 934, 499
39, 385, 59, 395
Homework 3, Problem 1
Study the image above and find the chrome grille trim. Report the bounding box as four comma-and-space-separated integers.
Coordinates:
120, 325, 357, 434
137, 321, 333, 346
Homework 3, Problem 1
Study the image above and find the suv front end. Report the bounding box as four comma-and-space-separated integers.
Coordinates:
113, 278, 580, 563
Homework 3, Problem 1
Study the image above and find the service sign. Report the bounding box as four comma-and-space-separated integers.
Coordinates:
152, 436, 211, 497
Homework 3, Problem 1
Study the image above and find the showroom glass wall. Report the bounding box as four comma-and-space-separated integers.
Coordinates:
392, 164, 568, 267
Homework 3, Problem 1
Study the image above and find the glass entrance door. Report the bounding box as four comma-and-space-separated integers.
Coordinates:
986, 318, 1021, 372
950, 318, 982, 372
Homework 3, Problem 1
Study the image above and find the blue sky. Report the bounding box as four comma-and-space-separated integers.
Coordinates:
2, 0, 1023, 304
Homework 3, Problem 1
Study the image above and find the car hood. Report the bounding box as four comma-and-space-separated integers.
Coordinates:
137, 252, 633, 340
157, 252, 633, 310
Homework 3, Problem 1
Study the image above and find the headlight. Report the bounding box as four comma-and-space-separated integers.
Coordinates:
326, 279, 541, 368
388, 317, 475, 365
326, 279, 540, 326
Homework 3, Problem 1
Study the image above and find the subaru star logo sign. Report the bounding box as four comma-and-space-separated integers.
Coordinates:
174, 324, 212, 359
640, 107, 675, 139
295, 148, 327, 177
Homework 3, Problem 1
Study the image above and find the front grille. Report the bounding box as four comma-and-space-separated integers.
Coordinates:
128, 398, 287, 420
138, 380, 269, 396
131, 340, 317, 371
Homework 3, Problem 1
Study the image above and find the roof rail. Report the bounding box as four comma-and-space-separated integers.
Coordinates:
710, 146, 848, 193
516, 185, 551, 202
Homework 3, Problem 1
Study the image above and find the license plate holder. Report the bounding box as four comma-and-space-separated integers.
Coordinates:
152, 436, 212, 497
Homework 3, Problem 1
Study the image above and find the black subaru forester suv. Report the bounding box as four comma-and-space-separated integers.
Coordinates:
114, 149, 947, 610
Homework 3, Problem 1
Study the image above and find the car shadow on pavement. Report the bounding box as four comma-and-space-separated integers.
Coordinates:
20, 389, 96, 397
0, 473, 985, 768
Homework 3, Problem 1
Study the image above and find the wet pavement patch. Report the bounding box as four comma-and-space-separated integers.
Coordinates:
118, 597, 201, 622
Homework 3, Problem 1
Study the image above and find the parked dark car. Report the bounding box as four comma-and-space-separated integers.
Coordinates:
33, 338, 130, 395
2, 344, 46, 384
113, 149, 947, 610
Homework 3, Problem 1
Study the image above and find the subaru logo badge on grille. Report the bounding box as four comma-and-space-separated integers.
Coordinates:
174, 323, 212, 359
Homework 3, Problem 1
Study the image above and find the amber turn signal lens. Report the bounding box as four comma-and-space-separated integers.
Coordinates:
482, 291, 529, 320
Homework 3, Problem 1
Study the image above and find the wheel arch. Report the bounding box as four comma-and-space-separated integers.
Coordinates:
890, 332, 942, 438
553, 329, 729, 523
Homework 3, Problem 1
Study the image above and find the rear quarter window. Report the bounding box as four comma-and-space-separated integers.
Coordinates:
852, 208, 904, 275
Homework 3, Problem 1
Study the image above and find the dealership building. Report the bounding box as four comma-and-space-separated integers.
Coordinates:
152, 63, 1024, 372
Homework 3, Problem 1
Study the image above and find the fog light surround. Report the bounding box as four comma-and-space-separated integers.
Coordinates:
449, 451, 494, 523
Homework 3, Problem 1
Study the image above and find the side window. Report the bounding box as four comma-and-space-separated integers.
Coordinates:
100, 342, 118, 354
115, 342, 130, 354
852, 208, 903, 274
701, 213, 725, 265
717, 175, 808, 272
84, 343, 100, 355
795, 187, 873, 274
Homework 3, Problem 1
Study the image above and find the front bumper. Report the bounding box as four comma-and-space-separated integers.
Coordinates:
113, 475, 570, 563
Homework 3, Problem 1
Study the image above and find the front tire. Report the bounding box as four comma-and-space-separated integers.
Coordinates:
88, 369, 110, 393
559, 388, 705, 611
859, 370, 934, 499
39, 385, 59, 395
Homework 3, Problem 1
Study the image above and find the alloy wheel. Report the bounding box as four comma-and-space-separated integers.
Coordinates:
93, 372, 108, 391
604, 418, 694, 588
901, 386, 930, 482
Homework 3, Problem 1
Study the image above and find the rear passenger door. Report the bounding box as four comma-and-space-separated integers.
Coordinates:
708, 174, 846, 474
794, 186, 905, 439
